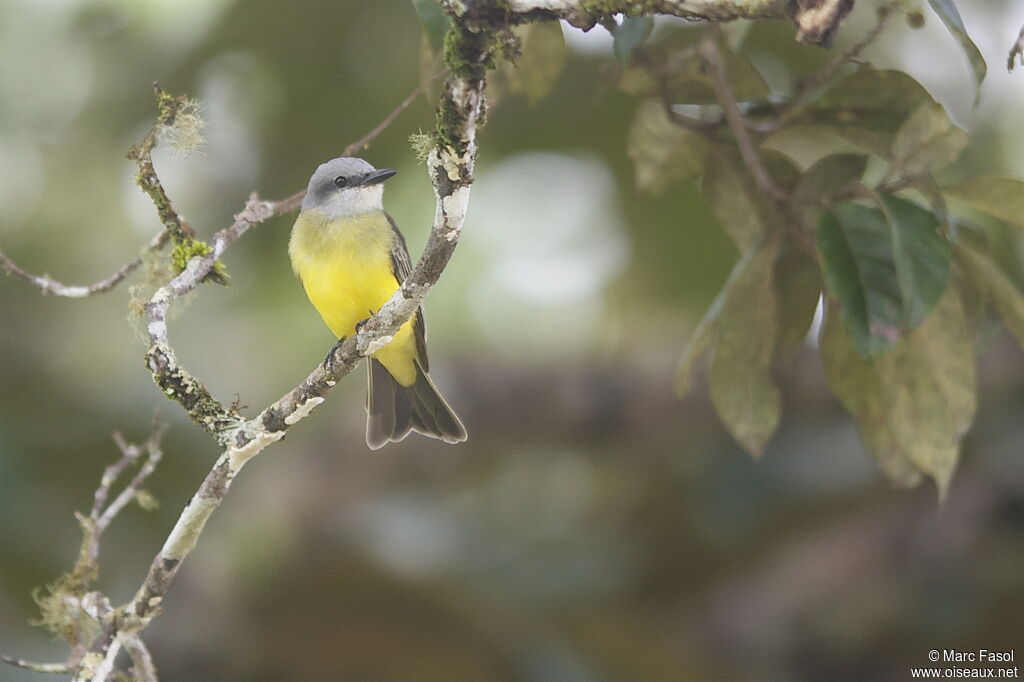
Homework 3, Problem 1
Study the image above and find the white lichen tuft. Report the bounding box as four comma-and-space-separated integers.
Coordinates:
158, 98, 206, 158
363, 334, 394, 355
409, 131, 434, 163
78, 652, 104, 677
284, 397, 324, 425
226, 429, 284, 472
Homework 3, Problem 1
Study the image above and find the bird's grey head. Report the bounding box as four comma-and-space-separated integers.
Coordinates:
301, 157, 397, 217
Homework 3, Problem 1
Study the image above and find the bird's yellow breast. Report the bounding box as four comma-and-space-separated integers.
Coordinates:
289, 209, 417, 385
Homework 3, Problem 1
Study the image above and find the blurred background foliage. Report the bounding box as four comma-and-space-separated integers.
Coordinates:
1, 0, 1023, 680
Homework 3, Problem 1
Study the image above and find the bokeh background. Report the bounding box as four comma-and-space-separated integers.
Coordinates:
2, 1, 1023, 680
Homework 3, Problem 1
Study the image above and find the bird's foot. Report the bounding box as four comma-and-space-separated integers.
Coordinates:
321, 339, 345, 371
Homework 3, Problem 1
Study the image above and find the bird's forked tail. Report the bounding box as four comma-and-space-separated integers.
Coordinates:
366, 358, 467, 449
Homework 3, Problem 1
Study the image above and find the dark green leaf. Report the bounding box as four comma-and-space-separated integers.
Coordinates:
411, 0, 449, 52
943, 177, 1024, 229
926, 0, 987, 101
821, 286, 976, 498
627, 101, 710, 193
890, 101, 968, 177
613, 16, 654, 63
818, 203, 903, 355
793, 153, 868, 201
708, 240, 782, 456
882, 194, 951, 326
817, 195, 950, 355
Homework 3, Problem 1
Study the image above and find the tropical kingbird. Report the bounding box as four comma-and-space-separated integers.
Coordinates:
289, 157, 467, 449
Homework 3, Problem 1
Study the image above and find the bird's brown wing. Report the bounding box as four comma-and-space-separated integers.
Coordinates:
386, 213, 429, 372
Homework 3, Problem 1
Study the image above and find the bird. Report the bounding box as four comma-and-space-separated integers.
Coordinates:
289, 157, 467, 449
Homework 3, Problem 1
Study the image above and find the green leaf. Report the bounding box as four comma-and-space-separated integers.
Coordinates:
411, 0, 449, 52
890, 101, 968, 177
820, 308, 922, 488
817, 203, 903, 355
793, 153, 868, 202
702, 147, 798, 252
804, 69, 933, 157
942, 177, 1024, 230
957, 242, 1024, 348
774, 246, 823, 358
821, 286, 977, 498
708, 240, 782, 457
627, 101, 710, 193
882, 194, 951, 326
507, 22, 567, 104
926, 0, 987, 101
816, 195, 950, 355
613, 16, 654, 63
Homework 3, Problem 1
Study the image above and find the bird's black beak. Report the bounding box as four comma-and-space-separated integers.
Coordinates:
361, 168, 398, 186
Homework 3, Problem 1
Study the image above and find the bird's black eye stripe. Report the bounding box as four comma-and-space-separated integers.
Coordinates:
333, 175, 348, 188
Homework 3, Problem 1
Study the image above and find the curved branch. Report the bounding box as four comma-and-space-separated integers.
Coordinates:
124, 67, 484, 636
78, 34, 487, 681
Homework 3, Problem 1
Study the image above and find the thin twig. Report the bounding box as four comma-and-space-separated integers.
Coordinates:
756, 4, 894, 134
96, 425, 166, 533
1, 656, 70, 675
702, 32, 815, 254
702, 34, 787, 202
272, 71, 447, 214
127, 85, 197, 245
90, 433, 141, 519
343, 72, 443, 157
72, 420, 168, 588
0, 229, 169, 298
1009, 22, 1024, 71
120, 634, 157, 682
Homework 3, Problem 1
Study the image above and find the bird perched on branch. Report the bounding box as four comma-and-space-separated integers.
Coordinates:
289, 157, 467, 449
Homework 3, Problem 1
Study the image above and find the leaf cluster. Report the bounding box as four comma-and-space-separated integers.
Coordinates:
622, 18, 1021, 497
409, 1, 1022, 497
